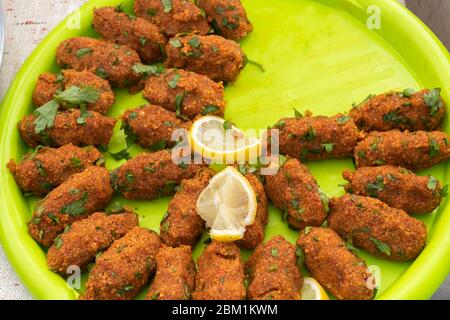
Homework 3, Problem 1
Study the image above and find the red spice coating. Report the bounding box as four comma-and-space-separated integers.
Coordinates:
7, 144, 102, 196
246, 235, 302, 300
28, 166, 114, 247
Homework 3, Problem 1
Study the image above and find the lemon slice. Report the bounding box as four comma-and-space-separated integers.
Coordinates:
189, 116, 261, 163
301, 277, 329, 300
196, 166, 257, 242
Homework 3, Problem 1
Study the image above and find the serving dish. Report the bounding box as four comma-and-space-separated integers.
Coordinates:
0, 0, 449, 300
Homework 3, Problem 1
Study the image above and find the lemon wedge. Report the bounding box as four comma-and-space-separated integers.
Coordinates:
189, 116, 261, 164
196, 166, 257, 242
301, 277, 329, 300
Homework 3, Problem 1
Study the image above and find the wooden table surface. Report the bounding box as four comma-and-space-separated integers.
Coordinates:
0, 0, 448, 300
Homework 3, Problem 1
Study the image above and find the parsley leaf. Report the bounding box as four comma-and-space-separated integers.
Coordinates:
61, 192, 89, 217
168, 73, 181, 89
322, 143, 334, 153
169, 38, 182, 48
54, 86, 100, 106
201, 105, 220, 115
429, 138, 440, 158
34, 99, 59, 134
424, 88, 443, 116
76, 48, 93, 58
427, 176, 438, 191
369, 237, 391, 256
161, 0, 172, 13
132, 63, 163, 78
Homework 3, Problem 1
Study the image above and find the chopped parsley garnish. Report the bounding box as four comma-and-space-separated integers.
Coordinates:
54, 86, 100, 106
33, 100, 59, 134
109, 149, 131, 161
383, 111, 409, 125
322, 143, 334, 153
117, 284, 134, 297
47, 213, 60, 224
76, 48, 93, 58
304, 226, 312, 235
70, 157, 83, 168
402, 88, 415, 97
337, 115, 350, 124
61, 192, 89, 217
429, 138, 440, 158
243, 55, 265, 72
293, 108, 303, 118
319, 189, 329, 213
175, 92, 186, 119
169, 38, 182, 48
139, 37, 147, 47
161, 0, 172, 13
369, 237, 391, 256
304, 126, 316, 141
424, 88, 443, 116
35, 160, 47, 177
132, 63, 163, 78
168, 73, 181, 89
54, 235, 63, 249
427, 176, 438, 191
201, 105, 220, 115
149, 140, 167, 151
295, 246, 305, 266
270, 248, 278, 257
440, 185, 448, 197
147, 8, 157, 16
366, 175, 385, 197
374, 160, 386, 165
95, 68, 108, 79
188, 36, 201, 49
223, 120, 232, 130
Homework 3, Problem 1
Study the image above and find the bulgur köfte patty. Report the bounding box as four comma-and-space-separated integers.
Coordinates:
33, 70, 115, 114
297, 227, 374, 300
198, 0, 252, 40
111, 150, 205, 200
134, 0, 210, 37
349, 89, 445, 132
56, 37, 141, 87
246, 235, 302, 300
353, 130, 450, 171
193, 241, 246, 300
93, 7, 166, 63
235, 171, 268, 250
160, 168, 214, 247
143, 68, 225, 119
81, 227, 162, 300
145, 245, 196, 300
328, 194, 427, 261
18, 109, 116, 148
343, 165, 444, 215
28, 166, 114, 247
46, 211, 138, 275
7, 144, 102, 196
165, 34, 245, 83
273, 113, 360, 161
265, 158, 328, 230
121, 104, 191, 151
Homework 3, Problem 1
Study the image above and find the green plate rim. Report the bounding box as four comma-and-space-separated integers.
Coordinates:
0, 0, 449, 300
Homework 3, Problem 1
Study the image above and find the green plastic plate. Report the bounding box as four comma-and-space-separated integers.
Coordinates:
1, 0, 449, 300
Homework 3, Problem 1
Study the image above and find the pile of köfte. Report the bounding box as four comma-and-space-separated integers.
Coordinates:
6, 0, 450, 300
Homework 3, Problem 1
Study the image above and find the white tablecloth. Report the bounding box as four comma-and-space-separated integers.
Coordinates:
0, 0, 448, 300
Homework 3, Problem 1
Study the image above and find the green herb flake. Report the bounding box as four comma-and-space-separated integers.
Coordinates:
61, 192, 89, 217
70, 157, 83, 168
424, 88, 443, 116
109, 149, 131, 161
268, 264, 278, 272
440, 184, 448, 197
54, 86, 100, 106
402, 88, 416, 97
76, 48, 93, 58
366, 175, 385, 197
132, 64, 163, 78
322, 143, 334, 153
161, 0, 172, 13
429, 138, 440, 158
221, 120, 233, 130
95, 68, 108, 79
270, 248, 278, 257
201, 105, 220, 115
168, 73, 181, 89
369, 237, 391, 256
149, 140, 167, 151
304, 226, 312, 235
337, 115, 350, 124
33, 99, 59, 134
374, 160, 386, 165
295, 246, 305, 266
147, 8, 157, 16
117, 284, 134, 297
293, 108, 303, 118
188, 36, 201, 49
169, 38, 182, 48
54, 236, 63, 249
139, 37, 147, 47
150, 291, 160, 300
427, 176, 438, 191
47, 213, 60, 224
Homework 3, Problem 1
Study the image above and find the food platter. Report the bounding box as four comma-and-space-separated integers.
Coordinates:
0, 0, 449, 300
